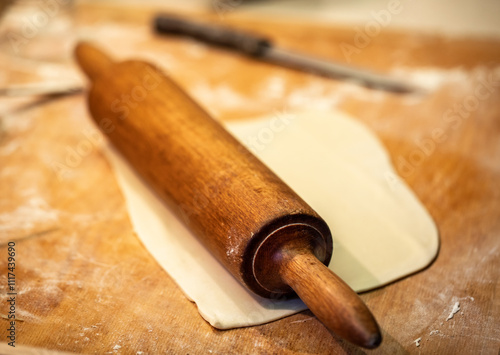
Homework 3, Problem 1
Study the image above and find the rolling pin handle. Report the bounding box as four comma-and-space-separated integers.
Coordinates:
279, 249, 382, 349
75, 42, 114, 82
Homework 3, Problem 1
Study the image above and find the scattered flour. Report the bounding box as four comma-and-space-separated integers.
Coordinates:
0, 196, 59, 234
391, 66, 470, 91
446, 302, 460, 321
191, 82, 252, 113
290, 317, 315, 324
188, 65, 495, 118
414, 337, 422, 347
15, 308, 41, 323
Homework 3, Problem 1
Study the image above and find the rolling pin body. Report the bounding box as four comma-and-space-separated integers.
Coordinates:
75, 43, 381, 348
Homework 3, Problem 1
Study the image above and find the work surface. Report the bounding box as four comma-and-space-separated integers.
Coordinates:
1, 3, 499, 354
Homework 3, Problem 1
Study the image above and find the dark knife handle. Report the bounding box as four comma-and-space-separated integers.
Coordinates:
153, 14, 272, 57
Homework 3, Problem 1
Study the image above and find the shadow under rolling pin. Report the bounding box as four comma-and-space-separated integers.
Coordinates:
74, 42, 382, 349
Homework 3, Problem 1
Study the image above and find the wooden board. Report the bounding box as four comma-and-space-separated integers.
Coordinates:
0, 3, 499, 354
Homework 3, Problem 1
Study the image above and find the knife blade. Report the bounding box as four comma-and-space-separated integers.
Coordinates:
153, 14, 416, 93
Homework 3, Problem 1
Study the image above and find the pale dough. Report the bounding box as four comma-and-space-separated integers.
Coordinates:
104, 110, 439, 329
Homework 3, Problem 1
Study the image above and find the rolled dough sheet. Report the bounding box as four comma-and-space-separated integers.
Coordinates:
104, 110, 439, 329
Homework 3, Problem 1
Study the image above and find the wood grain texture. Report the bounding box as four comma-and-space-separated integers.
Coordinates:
0, 2, 499, 354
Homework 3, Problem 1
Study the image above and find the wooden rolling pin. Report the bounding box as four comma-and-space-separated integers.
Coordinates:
75, 42, 381, 349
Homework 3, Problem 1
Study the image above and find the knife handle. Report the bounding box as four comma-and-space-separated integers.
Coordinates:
153, 14, 271, 57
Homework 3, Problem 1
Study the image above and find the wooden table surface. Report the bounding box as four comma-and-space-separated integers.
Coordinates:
1, 3, 499, 354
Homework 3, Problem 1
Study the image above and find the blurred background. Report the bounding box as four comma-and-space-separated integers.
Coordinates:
1, 0, 498, 100
92, 0, 500, 37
